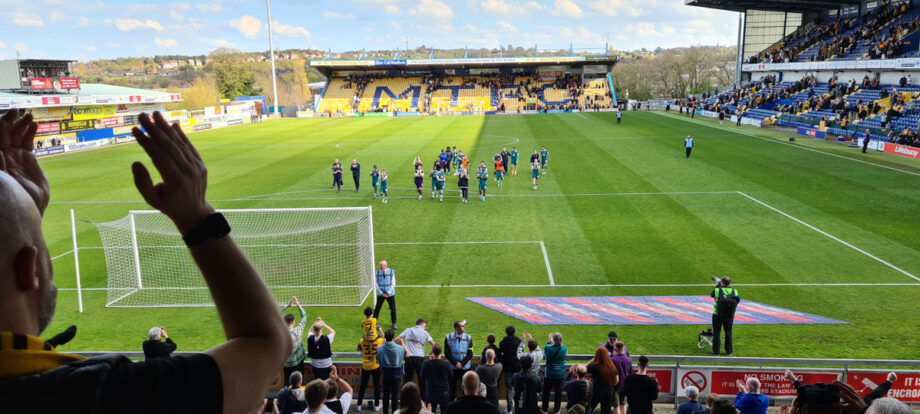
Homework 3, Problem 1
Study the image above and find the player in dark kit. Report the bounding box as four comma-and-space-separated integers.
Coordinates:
458, 170, 470, 203
500, 148, 510, 175
414, 162, 425, 200
332, 159, 344, 192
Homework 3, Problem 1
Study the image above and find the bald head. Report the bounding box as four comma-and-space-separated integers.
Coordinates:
746, 377, 761, 393
462, 371, 480, 396
0, 171, 55, 336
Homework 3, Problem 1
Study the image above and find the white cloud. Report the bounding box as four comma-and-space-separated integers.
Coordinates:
154, 37, 178, 48
410, 0, 454, 21
477, 0, 528, 15
174, 3, 192, 11
202, 38, 235, 47
115, 18, 163, 31
272, 20, 311, 39
323, 11, 354, 19
86, 45, 97, 52
76, 16, 91, 27
588, 0, 642, 17
552, 0, 582, 17
623, 22, 674, 38
0, 41, 5, 48
49, 11, 68, 23
170, 11, 185, 21
496, 21, 518, 32
196, 3, 223, 13
385, 5, 400, 14
230, 15, 261, 38
9, 12, 45, 27
43, 0, 64, 4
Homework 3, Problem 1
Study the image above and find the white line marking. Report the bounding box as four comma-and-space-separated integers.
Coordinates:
737, 191, 920, 283
540, 241, 555, 286
51, 250, 73, 261
377, 241, 541, 245
49, 190, 738, 204
57, 282, 920, 291
650, 111, 920, 178
574, 112, 588, 120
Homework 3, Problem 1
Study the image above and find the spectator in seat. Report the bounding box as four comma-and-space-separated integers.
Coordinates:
396, 382, 433, 414
623, 356, 658, 414
562, 364, 590, 413
277, 371, 307, 414
446, 371, 500, 414
678, 386, 702, 414
512, 355, 542, 414
284, 296, 308, 386
308, 317, 336, 380
0, 109, 290, 412
733, 377, 768, 414
304, 379, 331, 414
499, 325, 523, 414
422, 342, 453, 414
475, 349, 503, 408
143, 326, 177, 360
324, 366, 354, 414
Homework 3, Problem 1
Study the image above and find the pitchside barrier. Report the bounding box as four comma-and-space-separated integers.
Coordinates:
73, 352, 920, 405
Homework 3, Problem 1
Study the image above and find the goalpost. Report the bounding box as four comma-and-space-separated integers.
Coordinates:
92, 207, 376, 308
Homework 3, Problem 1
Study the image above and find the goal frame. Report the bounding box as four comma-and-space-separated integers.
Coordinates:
86, 206, 376, 309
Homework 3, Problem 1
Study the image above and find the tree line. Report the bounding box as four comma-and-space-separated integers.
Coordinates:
611, 46, 736, 101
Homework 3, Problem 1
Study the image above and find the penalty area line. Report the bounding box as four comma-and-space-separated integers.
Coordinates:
737, 191, 920, 283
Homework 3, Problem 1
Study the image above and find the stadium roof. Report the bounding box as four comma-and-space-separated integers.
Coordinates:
0, 83, 181, 109
310, 55, 618, 76
684, 0, 859, 13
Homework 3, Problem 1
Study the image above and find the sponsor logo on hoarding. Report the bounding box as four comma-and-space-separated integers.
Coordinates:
193, 123, 212, 131
72, 105, 116, 120
374, 59, 407, 66
848, 373, 920, 402
884, 143, 920, 159
41, 97, 61, 105
59, 78, 80, 89
61, 119, 94, 132
227, 119, 242, 126
30, 78, 53, 90
115, 136, 137, 144
33, 146, 66, 157
36, 122, 61, 135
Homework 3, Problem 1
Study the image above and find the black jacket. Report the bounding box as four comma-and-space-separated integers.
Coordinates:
498, 335, 522, 373
143, 337, 177, 360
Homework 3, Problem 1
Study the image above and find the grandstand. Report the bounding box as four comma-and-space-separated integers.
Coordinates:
310, 54, 619, 115
686, 0, 920, 155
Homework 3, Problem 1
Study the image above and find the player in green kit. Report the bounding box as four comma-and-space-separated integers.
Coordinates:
540, 146, 550, 174
452, 146, 460, 175
370, 165, 380, 198
435, 167, 446, 202
477, 161, 489, 202
510, 147, 519, 176
531, 160, 540, 190
430, 166, 438, 198
379, 169, 389, 204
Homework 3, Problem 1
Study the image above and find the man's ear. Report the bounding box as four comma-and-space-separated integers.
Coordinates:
13, 245, 39, 291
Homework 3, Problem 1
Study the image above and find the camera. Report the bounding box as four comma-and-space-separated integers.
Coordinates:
711, 276, 720, 283
798, 383, 839, 404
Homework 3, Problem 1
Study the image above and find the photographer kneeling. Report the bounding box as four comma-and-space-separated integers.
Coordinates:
710, 276, 740, 356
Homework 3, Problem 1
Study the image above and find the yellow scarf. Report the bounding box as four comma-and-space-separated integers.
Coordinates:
0, 332, 85, 377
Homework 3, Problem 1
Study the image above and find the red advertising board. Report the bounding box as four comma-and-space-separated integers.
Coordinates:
95, 117, 125, 128
59, 78, 80, 89
41, 97, 60, 105
847, 373, 920, 402
36, 122, 61, 135
30, 78, 53, 90
883, 143, 920, 159
710, 371, 840, 397
647, 369, 674, 393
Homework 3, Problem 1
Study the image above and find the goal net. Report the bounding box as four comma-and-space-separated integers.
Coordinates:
94, 207, 375, 308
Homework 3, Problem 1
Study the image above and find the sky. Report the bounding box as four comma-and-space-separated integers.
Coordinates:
0, 0, 741, 61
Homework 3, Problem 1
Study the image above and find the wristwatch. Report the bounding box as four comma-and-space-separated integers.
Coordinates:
182, 212, 231, 247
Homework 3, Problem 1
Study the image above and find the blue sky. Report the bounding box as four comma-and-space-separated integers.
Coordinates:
1, 0, 740, 61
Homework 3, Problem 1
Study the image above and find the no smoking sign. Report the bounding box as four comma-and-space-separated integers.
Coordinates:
682, 371, 708, 392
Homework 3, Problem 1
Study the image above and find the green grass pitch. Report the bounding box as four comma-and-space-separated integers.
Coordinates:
38, 111, 920, 360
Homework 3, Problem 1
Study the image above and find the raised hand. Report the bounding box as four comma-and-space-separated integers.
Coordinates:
131, 112, 212, 234
833, 380, 867, 414
0, 109, 48, 215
